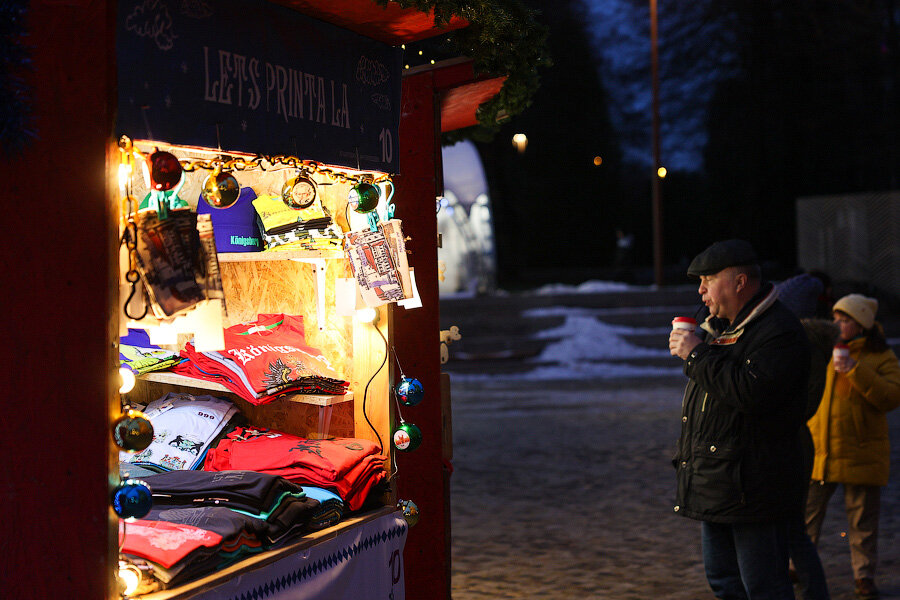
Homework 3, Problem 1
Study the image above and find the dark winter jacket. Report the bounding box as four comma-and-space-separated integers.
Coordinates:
673, 283, 811, 523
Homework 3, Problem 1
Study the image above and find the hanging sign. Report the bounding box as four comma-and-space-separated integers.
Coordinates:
116, 0, 402, 173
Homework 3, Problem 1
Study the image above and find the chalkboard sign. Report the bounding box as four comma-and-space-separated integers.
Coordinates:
116, 0, 402, 173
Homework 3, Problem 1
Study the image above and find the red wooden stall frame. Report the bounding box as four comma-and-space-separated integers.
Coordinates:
0, 2, 503, 598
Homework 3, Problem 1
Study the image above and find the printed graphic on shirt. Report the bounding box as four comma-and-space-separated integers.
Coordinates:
168, 435, 203, 456
288, 439, 325, 459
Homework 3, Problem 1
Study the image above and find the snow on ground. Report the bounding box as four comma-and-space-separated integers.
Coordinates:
452, 303, 686, 381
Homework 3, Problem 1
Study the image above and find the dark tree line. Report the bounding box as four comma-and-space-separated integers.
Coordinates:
473, 0, 900, 287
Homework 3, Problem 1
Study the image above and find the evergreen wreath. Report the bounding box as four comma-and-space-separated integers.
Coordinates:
376, 0, 550, 142
0, 0, 34, 156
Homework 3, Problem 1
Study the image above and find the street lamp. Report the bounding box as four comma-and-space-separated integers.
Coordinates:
650, 0, 664, 287
512, 133, 528, 154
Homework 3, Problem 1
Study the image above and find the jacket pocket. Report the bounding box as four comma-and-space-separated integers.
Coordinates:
689, 442, 744, 510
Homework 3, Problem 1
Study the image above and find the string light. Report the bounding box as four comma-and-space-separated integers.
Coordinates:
118, 137, 393, 190
355, 307, 379, 324
657, 166, 667, 178
118, 562, 141, 596
119, 367, 136, 394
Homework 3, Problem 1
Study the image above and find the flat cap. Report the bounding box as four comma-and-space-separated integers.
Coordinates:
687, 239, 758, 277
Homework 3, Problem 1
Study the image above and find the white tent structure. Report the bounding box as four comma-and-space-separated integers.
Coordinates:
439, 140, 497, 295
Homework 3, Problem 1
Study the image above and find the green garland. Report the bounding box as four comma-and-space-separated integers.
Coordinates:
375, 0, 550, 141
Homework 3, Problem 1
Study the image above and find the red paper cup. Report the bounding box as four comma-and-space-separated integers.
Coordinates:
672, 317, 697, 333
833, 343, 849, 360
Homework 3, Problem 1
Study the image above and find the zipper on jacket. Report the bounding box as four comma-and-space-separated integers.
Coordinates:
701, 392, 708, 412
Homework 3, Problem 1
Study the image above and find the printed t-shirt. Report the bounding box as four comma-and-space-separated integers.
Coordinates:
121, 392, 237, 471
221, 314, 345, 394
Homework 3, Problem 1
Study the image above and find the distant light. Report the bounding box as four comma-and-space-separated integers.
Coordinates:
657, 167, 667, 178
512, 133, 528, 154
418, 50, 423, 56
593, 156, 603, 166
401, 44, 406, 49
404, 64, 409, 70
430, 59, 435, 65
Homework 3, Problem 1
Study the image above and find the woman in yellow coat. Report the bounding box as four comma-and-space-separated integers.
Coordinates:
806, 294, 900, 600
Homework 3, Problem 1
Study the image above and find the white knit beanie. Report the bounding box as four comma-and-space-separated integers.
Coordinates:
833, 294, 878, 330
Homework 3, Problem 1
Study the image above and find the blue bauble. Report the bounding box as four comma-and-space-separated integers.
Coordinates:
112, 479, 153, 519
395, 377, 424, 406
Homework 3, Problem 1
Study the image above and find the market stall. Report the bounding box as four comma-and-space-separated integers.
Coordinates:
107, 0, 423, 596
0, 0, 540, 597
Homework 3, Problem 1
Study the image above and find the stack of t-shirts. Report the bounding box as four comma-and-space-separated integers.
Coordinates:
302, 486, 345, 530
120, 392, 238, 472
120, 519, 224, 587
203, 427, 387, 511
259, 222, 343, 253
122, 470, 321, 588
173, 314, 349, 405
251, 193, 342, 252
119, 328, 183, 375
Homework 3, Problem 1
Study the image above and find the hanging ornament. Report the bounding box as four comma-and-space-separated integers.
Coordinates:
112, 408, 154, 453
348, 181, 380, 214
393, 421, 422, 452
147, 150, 183, 192
282, 170, 318, 209
202, 166, 241, 208
395, 377, 424, 407
397, 499, 420, 527
112, 479, 153, 519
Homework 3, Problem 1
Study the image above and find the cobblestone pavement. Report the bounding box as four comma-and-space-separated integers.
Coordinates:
448, 375, 900, 600
442, 289, 900, 599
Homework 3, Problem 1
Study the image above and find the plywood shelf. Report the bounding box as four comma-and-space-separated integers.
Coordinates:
218, 249, 343, 262
140, 371, 353, 407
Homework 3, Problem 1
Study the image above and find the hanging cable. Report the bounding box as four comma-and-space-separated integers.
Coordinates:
362, 323, 389, 452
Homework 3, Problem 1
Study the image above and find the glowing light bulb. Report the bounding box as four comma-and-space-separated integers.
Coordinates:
593, 156, 603, 166
657, 167, 667, 178
355, 307, 378, 324
119, 368, 136, 394
118, 162, 133, 192
118, 562, 141, 596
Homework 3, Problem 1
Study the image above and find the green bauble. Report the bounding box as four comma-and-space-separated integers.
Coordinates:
112, 408, 154, 452
348, 182, 380, 213
392, 422, 422, 452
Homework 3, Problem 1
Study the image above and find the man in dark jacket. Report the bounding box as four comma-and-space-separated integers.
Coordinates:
669, 240, 811, 600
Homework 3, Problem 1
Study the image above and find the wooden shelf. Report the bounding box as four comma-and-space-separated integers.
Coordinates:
218, 249, 343, 262
136, 506, 398, 600
140, 372, 353, 407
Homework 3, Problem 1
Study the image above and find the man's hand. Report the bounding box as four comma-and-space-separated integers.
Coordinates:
669, 329, 702, 360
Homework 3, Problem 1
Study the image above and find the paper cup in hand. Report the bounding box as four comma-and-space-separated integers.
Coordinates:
833, 343, 849, 361
672, 317, 697, 333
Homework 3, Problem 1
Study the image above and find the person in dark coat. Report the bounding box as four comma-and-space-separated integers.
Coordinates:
669, 240, 811, 600
777, 273, 839, 599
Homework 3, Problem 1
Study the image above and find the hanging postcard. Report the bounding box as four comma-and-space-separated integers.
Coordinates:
344, 228, 405, 307
127, 209, 224, 319
378, 219, 412, 300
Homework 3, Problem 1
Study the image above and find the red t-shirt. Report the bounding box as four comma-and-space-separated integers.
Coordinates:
222, 314, 345, 394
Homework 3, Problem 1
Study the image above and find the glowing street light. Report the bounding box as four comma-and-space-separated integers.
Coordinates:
657, 166, 667, 178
